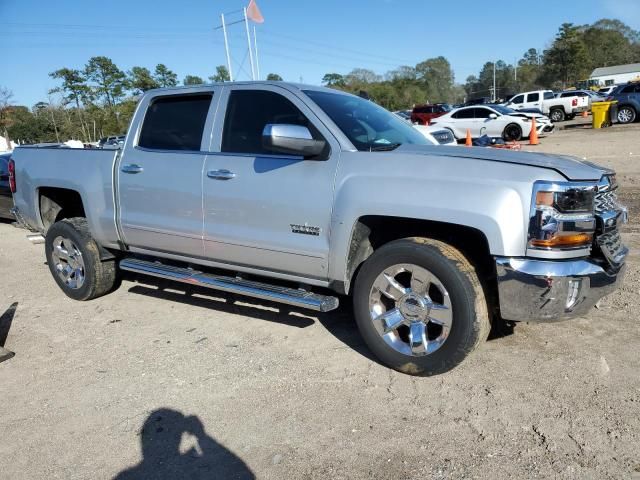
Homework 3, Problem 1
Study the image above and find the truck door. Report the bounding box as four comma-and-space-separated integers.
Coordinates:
202, 85, 340, 280
507, 94, 525, 111
524, 92, 541, 110
117, 89, 218, 257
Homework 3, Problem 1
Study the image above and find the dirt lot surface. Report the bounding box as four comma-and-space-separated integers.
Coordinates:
1, 124, 640, 479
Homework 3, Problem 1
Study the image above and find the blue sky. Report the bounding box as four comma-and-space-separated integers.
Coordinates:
2, 0, 640, 106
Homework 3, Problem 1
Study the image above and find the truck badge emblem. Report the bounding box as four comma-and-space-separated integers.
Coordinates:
290, 224, 321, 236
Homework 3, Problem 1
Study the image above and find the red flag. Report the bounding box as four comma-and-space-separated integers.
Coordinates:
246, 0, 264, 23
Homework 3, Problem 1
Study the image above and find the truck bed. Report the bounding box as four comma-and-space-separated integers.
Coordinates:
11, 147, 121, 248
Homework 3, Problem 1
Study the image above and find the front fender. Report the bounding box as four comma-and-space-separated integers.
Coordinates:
327, 152, 563, 284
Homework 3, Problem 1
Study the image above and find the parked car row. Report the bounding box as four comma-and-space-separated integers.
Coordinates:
429, 105, 553, 141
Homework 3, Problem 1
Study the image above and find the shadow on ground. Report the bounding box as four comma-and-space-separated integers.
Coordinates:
124, 274, 518, 370
0, 302, 17, 363
114, 408, 254, 480
125, 275, 381, 364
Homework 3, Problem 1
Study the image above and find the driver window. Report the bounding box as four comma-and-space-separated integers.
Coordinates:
511, 95, 524, 104
474, 108, 492, 119
221, 89, 323, 155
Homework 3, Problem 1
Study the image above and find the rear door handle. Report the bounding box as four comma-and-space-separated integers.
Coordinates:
207, 169, 236, 180
121, 164, 144, 174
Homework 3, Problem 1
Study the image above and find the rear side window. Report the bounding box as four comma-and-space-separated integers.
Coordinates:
621, 85, 635, 93
527, 93, 540, 102
452, 109, 474, 119
222, 90, 320, 155
138, 93, 213, 151
544, 92, 555, 100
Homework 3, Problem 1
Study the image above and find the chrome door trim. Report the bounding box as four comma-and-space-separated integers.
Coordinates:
127, 246, 331, 287
207, 169, 236, 180
121, 164, 144, 174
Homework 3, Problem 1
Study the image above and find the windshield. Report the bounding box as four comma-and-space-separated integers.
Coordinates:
303, 90, 433, 151
491, 105, 517, 115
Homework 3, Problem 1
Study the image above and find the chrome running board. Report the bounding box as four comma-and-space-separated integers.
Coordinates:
119, 258, 339, 313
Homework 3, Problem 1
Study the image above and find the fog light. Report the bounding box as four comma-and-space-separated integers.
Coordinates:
566, 279, 582, 309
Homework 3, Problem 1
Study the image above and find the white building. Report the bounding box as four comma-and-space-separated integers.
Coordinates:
590, 63, 640, 87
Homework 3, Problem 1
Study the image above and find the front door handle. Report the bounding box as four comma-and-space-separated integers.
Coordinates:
207, 169, 236, 180
121, 164, 144, 174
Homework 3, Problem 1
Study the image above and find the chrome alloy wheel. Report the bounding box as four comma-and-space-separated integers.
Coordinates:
368, 263, 453, 357
51, 236, 86, 289
617, 107, 634, 124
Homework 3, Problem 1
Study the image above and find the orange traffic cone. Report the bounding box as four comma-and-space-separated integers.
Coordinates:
465, 129, 472, 147
529, 117, 539, 145
582, 110, 588, 118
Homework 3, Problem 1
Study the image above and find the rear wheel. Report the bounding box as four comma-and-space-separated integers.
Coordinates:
503, 123, 523, 141
45, 218, 118, 301
550, 108, 565, 122
617, 106, 636, 124
352, 238, 490, 376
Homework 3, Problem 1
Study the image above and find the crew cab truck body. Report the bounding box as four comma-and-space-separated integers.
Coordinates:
505, 90, 589, 122
10, 81, 628, 376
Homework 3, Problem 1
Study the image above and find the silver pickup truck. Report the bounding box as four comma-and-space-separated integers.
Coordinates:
10, 81, 628, 376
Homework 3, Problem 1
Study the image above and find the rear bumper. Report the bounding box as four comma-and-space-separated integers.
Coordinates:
495, 257, 626, 322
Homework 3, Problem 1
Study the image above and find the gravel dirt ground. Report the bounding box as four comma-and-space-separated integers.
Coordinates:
1, 124, 639, 480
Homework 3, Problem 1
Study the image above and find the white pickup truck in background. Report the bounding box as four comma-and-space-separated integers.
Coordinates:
505, 90, 589, 122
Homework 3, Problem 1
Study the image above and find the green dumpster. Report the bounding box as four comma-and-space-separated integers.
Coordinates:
591, 101, 617, 129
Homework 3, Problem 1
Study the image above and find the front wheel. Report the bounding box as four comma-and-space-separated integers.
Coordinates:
352, 238, 490, 376
503, 123, 523, 141
617, 106, 637, 124
45, 217, 118, 301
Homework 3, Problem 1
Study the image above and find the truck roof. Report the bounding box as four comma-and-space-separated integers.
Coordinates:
143, 81, 342, 96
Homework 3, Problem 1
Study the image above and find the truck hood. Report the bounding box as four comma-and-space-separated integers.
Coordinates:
398, 144, 612, 181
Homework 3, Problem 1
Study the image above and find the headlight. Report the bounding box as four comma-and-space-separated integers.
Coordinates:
430, 130, 454, 145
528, 181, 597, 256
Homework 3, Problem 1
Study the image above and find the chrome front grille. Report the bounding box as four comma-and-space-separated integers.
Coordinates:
595, 188, 619, 214
593, 175, 628, 267
596, 230, 627, 265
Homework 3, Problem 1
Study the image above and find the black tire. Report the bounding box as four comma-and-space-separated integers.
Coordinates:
352, 238, 490, 376
502, 123, 523, 141
617, 106, 637, 124
45, 217, 117, 301
549, 108, 565, 122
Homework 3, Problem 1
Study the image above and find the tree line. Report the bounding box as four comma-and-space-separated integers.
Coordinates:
1, 18, 638, 144
323, 19, 640, 110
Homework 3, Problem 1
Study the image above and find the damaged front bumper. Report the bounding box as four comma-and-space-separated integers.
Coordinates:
495, 256, 626, 322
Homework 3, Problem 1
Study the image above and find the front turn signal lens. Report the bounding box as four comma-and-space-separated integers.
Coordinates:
530, 233, 593, 248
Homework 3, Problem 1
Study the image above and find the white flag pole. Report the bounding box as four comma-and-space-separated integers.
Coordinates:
243, 7, 256, 80
253, 25, 260, 80
221, 13, 233, 82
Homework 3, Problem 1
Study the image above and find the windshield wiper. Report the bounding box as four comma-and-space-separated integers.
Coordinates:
369, 143, 402, 152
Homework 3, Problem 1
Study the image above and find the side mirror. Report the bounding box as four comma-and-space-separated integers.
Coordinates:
262, 124, 326, 158
488, 113, 498, 119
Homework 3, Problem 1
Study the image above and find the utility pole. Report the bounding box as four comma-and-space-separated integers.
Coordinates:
221, 13, 234, 82
253, 25, 260, 80
493, 62, 497, 102
243, 7, 256, 80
